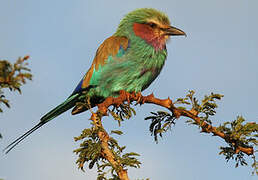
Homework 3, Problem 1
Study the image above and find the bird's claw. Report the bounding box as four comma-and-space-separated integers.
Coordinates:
134, 91, 145, 105
119, 90, 146, 106
119, 90, 131, 105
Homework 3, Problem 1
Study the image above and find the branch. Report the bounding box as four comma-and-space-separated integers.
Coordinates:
97, 91, 254, 156
90, 111, 129, 180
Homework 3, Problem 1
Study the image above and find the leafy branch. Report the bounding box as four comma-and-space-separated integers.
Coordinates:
74, 100, 141, 180
0, 55, 32, 112
145, 111, 176, 143
145, 91, 257, 175
74, 90, 257, 179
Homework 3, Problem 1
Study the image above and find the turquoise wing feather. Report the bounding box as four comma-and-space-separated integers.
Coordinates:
71, 36, 129, 114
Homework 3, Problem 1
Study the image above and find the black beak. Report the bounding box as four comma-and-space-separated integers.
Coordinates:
163, 26, 186, 36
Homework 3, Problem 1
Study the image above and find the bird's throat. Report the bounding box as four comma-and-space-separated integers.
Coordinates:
133, 23, 166, 51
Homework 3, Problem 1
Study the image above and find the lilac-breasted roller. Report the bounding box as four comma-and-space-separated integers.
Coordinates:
4, 8, 186, 153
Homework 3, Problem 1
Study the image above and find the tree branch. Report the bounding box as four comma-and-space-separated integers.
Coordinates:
90, 111, 129, 180
96, 91, 254, 156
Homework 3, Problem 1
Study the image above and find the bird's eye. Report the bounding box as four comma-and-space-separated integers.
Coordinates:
148, 22, 157, 28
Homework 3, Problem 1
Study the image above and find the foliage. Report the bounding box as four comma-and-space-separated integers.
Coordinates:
109, 104, 136, 126
217, 116, 258, 175
144, 111, 176, 143
175, 90, 224, 125
145, 90, 257, 174
0, 55, 32, 112
145, 91, 223, 142
74, 105, 141, 179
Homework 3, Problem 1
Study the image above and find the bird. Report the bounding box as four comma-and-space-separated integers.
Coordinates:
4, 8, 186, 153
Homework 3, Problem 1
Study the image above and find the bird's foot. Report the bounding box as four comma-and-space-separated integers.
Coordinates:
119, 90, 131, 105
118, 90, 146, 106
134, 91, 146, 105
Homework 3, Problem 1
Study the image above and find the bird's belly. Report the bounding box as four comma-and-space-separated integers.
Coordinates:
93, 67, 159, 99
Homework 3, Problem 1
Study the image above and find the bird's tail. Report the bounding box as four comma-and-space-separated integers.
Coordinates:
3, 93, 79, 154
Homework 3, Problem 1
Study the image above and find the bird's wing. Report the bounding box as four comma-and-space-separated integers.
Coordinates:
72, 36, 129, 95
71, 36, 129, 115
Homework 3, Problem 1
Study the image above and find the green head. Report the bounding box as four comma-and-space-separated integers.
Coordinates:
115, 8, 186, 50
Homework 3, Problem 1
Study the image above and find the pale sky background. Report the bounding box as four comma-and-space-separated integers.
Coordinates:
0, 0, 257, 180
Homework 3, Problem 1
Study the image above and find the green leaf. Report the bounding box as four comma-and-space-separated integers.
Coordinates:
111, 130, 123, 135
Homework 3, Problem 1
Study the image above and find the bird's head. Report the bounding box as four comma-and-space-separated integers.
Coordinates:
115, 8, 186, 50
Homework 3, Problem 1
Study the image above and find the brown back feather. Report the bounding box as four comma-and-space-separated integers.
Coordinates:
72, 36, 129, 115
81, 36, 129, 89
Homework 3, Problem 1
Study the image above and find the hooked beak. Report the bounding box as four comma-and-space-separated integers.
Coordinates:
163, 26, 186, 36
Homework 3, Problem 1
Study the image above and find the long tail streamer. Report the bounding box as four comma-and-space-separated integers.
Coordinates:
3, 122, 45, 154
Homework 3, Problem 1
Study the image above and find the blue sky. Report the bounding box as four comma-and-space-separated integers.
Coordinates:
0, 0, 257, 180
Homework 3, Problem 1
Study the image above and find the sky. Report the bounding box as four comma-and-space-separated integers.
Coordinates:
0, 0, 257, 180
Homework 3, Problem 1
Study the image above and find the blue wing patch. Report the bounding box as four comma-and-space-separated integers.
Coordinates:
72, 77, 84, 94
